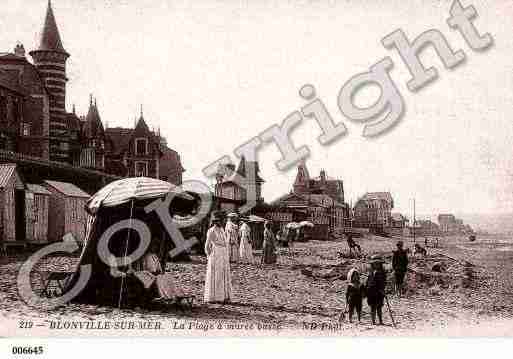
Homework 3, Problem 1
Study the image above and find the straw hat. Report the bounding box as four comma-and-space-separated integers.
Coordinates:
211, 211, 225, 222
369, 255, 384, 264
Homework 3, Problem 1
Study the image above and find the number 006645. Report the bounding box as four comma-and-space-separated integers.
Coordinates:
11, 346, 44, 355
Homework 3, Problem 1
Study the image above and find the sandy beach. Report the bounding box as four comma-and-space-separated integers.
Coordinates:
1, 233, 512, 337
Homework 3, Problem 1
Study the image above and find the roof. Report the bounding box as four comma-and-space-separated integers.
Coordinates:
44, 180, 90, 198
360, 192, 394, 204
392, 213, 407, 221
218, 156, 264, 184
65, 112, 82, 132
83, 99, 105, 138
32, 0, 68, 55
0, 69, 26, 95
270, 192, 307, 206
294, 161, 310, 186
105, 127, 133, 154
308, 194, 334, 207
159, 145, 185, 176
438, 214, 456, 218
26, 183, 51, 195
0, 163, 17, 188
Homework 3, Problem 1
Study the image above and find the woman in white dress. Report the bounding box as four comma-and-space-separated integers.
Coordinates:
204, 212, 232, 304
225, 213, 240, 263
239, 217, 254, 264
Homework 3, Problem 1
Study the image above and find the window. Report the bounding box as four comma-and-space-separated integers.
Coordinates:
21, 122, 30, 136
135, 161, 148, 177
135, 138, 148, 155
60, 142, 69, 151
12, 98, 20, 122
0, 97, 6, 122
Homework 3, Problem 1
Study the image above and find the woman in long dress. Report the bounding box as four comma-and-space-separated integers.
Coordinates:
262, 221, 277, 264
225, 213, 240, 263
204, 212, 232, 303
239, 218, 254, 264
108, 240, 182, 307
133, 242, 182, 301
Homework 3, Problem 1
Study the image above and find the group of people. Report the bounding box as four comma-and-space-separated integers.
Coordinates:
203, 211, 278, 304
276, 226, 304, 248
106, 240, 183, 307
344, 239, 409, 325
344, 255, 387, 325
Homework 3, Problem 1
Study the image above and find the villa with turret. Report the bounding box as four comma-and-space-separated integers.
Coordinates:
0, 1, 184, 185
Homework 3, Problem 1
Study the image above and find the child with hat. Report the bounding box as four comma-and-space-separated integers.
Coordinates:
366, 255, 386, 325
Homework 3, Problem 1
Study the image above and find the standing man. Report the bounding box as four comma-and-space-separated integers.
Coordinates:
366, 255, 386, 325
204, 211, 232, 304
225, 213, 240, 263
392, 240, 409, 297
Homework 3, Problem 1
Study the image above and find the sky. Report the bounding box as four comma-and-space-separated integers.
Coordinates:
1, 0, 512, 218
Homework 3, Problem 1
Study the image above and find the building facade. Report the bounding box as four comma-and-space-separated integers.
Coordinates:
293, 161, 345, 204
270, 162, 351, 238
437, 214, 473, 235
353, 192, 394, 233
214, 156, 265, 205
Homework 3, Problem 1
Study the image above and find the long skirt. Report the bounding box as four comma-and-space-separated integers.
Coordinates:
229, 243, 240, 263
134, 271, 183, 300
204, 246, 232, 303
239, 237, 254, 264
262, 240, 277, 264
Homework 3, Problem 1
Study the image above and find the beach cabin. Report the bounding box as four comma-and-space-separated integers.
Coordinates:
25, 184, 51, 244
43, 180, 90, 243
0, 163, 25, 250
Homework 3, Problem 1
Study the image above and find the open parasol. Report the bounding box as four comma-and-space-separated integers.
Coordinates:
248, 214, 266, 223
86, 177, 194, 214
286, 222, 300, 229
299, 221, 315, 228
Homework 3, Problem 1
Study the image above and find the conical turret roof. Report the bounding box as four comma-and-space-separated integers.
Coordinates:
294, 160, 311, 187
34, 1, 68, 55
83, 97, 105, 138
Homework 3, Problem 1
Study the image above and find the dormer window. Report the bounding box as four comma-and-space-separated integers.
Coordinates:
21, 123, 30, 136
135, 138, 148, 155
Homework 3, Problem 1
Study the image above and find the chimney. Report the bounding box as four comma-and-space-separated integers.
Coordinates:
14, 43, 25, 57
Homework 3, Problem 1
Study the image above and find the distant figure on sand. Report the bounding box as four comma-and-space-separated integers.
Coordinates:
392, 241, 408, 296
366, 255, 386, 325
204, 211, 232, 304
346, 233, 362, 256
262, 221, 277, 264
239, 217, 254, 264
287, 227, 296, 249
225, 213, 240, 263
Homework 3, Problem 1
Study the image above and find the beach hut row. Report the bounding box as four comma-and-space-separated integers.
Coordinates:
0, 163, 90, 252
